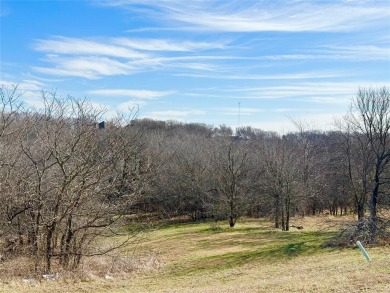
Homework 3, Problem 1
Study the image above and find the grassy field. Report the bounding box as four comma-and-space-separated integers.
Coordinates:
1, 216, 390, 292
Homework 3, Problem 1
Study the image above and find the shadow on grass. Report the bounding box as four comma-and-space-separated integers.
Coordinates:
168, 229, 338, 276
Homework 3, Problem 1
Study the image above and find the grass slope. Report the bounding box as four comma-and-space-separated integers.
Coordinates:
1, 216, 389, 292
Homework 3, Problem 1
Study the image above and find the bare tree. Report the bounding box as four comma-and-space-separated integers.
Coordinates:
263, 135, 301, 231
1, 89, 152, 273
348, 87, 390, 234
212, 139, 250, 227
0, 85, 25, 256
334, 121, 372, 221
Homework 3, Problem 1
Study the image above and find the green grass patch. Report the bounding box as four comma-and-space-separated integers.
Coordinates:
4, 216, 390, 293
157, 220, 338, 276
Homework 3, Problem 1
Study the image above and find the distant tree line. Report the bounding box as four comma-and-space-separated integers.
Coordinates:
0, 85, 389, 273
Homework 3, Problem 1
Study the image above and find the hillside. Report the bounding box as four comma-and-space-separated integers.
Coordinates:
1, 216, 389, 293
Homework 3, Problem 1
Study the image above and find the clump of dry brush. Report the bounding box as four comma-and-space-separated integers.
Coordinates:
322, 217, 390, 248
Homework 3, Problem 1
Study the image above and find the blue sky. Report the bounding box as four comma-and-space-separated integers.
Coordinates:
1, 0, 389, 132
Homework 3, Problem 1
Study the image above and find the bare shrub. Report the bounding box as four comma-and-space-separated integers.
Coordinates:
322, 217, 390, 247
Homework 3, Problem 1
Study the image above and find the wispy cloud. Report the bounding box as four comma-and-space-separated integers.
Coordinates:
238, 110, 347, 133
179, 81, 376, 104
33, 56, 135, 79
146, 109, 206, 121
113, 38, 228, 51
0, 79, 49, 108
35, 36, 227, 55
315, 45, 390, 61
117, 100, 147, 112
224, 81, 389, 102
88, 88, 174, 99
220, 106, 318, 120
99, 0, 389, 32
221, 107, 264, 116
175, 71, 345, 81
34, 37, 147, 59
31, 36, 229, 79
88, 88, 174, 114
258, 44, 390, 61
30, 30, 388, 80
0, 79, 46, 91
3, 0, 388, 133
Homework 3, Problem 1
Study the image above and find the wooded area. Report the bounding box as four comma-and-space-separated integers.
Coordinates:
0, 85, 389, 274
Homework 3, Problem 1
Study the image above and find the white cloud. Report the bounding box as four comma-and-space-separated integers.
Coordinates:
113, 38, 227, 51
1, 80, 44, 91
88, 89, 174, 116
247, 112, 343, 133
33, 56, 135, 79
146, 109, 206, 121
0, 79, 48, 108
31, 36, 230, 78
117, 100, 147, 112
88, 89, 173, 99
273, 108, 311, 114
248, 119, 297, 134
35, 36, 227, 56
89, 101, 109, 112
316, 45, 390, 61
225, 81, 389, 102
100, 1, 389, 32
174, 71, 344, 81
34, 37, 147, 59
221, 107, 264, 116
258, 44, 390, 62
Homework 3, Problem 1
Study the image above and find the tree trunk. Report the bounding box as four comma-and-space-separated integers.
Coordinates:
229, 215, 235, 227
60, 215, 73, 268
357, 201, 365, 221
369, 177, 380, 234
45, 224, 56, 273
285, 196, 290, 231
281, 206, 285, 231
32, 209, 41, 273
229, 199, 235, 227
274, 194, 280, 229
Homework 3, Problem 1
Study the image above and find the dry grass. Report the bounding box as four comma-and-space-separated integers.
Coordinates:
1, 215, 389, 293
